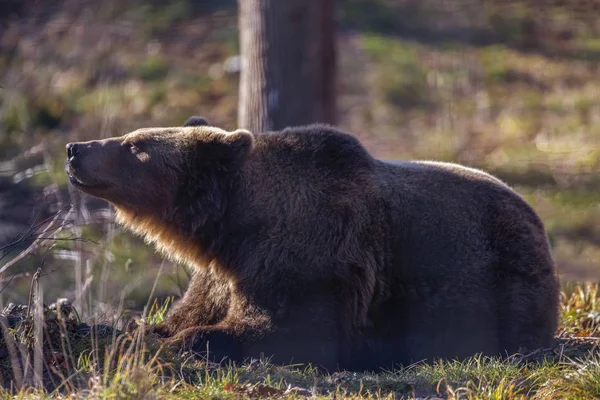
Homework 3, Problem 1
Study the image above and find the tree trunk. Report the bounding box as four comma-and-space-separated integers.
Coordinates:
237, 0, 337, 132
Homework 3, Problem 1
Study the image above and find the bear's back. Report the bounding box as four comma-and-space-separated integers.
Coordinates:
373, 158, 548, 279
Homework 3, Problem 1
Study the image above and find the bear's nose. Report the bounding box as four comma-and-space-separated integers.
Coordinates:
66, 143, 80, 159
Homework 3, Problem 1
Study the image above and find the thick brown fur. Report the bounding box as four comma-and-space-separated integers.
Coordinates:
65, 120, 560, 372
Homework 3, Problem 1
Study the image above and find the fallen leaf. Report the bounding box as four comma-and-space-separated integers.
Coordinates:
250, 383, 284, 398
223, 381, 236, 392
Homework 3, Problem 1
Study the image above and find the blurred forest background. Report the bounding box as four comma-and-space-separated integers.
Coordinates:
1, 0, 599, 326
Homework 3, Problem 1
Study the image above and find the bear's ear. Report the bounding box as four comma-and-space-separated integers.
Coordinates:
183, 116, 210, 127
208, 129, 254, 171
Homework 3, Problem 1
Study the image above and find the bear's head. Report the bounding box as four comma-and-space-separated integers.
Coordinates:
65, 118, 253, 258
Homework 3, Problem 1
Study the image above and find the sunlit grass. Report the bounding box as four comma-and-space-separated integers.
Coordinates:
560, 283, 600, 337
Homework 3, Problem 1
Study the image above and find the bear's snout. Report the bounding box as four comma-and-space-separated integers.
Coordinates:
64, 140, 111, 190
66, 143, 80, 159
65, 140, 112, 163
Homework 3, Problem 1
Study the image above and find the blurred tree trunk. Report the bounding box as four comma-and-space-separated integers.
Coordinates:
237, 0, 337, 132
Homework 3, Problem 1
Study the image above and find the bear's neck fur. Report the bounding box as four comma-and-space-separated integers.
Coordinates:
114, 207, 210, 269
113, 164, 242, 273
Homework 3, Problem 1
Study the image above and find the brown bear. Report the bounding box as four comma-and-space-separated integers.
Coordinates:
64, 117, 560, 372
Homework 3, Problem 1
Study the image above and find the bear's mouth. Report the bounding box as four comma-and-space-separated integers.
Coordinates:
65, 162, 107, 190
68, 173, 92, 188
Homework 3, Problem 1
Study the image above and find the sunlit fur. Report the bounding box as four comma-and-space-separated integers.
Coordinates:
114, 208, 209, 269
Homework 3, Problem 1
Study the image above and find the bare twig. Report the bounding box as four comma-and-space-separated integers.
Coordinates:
0, 316, 23, 390
27, 268, 42, 319
0, 206, 64, 256
0, 208, 74, 276
33, 271, 44, 389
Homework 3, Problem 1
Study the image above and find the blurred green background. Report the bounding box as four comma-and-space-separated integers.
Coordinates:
1, 0, 599, 324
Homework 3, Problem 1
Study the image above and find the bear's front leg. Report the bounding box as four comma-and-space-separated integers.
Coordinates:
148, 268, 231, 338
161, 293, 274, 363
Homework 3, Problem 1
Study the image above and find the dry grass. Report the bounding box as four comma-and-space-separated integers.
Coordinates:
0, 282, 596, 399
